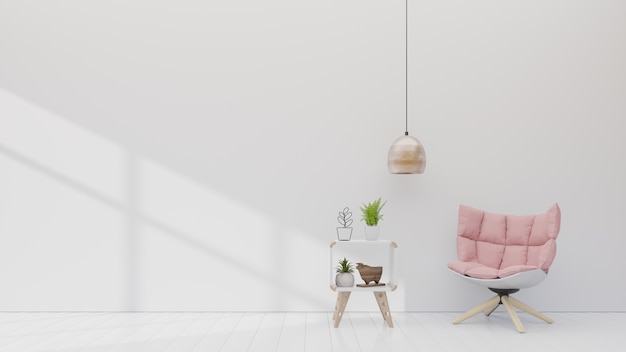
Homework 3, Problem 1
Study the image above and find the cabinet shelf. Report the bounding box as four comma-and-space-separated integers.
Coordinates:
329, 240, 398, 291
329, 239, 398, 328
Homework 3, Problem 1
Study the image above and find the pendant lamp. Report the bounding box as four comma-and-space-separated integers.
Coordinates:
387, 0, 426, 174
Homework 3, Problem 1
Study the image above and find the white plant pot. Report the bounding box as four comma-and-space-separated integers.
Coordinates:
335, 273, 355, 287
336, 227, 353, 241
364, 225, 380, 241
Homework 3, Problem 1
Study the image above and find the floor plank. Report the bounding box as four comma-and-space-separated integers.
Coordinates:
276, 312, 306, 352
161, 313, 222, 352
328, 311, 360, 352
304, 312, 332, 352
219, 312, 264, 352
346, 312, 389, 352
191, 312, 241, 352
21, 313, 108, 352
72, 313, 161, 352
43, 313, 122, 352
247, 312, 284, 352
370, 312, 417, 352
0, 312, 624, 352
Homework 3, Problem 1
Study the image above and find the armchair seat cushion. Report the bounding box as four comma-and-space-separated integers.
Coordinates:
448, 261, 539, 279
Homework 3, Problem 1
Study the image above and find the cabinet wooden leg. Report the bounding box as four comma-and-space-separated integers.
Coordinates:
332, 293, 340, 321
333, 292, 351, 328
374, 292, 393, 328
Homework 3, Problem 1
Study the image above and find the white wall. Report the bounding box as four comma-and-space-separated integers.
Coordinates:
1, 0, 625, 312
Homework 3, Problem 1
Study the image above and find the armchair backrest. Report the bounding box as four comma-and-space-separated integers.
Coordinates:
456, 204, 561, 272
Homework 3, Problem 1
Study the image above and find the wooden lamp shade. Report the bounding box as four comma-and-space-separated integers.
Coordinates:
387, 134, 426, 174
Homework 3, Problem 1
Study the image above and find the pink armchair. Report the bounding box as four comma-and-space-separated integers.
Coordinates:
448, 203, 561, 333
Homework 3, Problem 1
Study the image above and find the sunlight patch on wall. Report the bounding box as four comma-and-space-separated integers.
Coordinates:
137, 158, 274, 269
135, 159, 282, 309
0, 153, 127, 310
0, 87, 332, 310
0, 88, 126, 204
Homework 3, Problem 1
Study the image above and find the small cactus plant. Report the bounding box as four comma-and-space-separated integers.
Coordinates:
335, 257, 355, 273
335, 257, 355, 287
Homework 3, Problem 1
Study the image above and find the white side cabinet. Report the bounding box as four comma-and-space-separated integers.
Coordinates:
329, 240, 398, 327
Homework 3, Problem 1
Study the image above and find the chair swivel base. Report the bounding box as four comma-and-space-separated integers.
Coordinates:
452, 288, 553, 333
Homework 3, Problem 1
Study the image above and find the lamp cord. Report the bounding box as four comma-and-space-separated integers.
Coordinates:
405, 0, 409, 136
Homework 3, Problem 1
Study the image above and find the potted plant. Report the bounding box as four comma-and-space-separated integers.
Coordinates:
336, 207, 353, 241
360, 197, 386, 241
335, 257, 355, 287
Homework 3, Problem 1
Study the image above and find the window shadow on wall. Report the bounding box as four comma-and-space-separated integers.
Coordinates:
0, 90, 328, 311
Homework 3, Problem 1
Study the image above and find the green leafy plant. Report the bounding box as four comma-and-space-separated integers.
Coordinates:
335, 257, 354, 273
360, 197, 386, 226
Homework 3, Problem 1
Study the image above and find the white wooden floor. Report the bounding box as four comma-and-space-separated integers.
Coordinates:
0, 311, 625, 352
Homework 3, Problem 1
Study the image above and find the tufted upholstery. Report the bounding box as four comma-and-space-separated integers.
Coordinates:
448, 203, 561, 280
